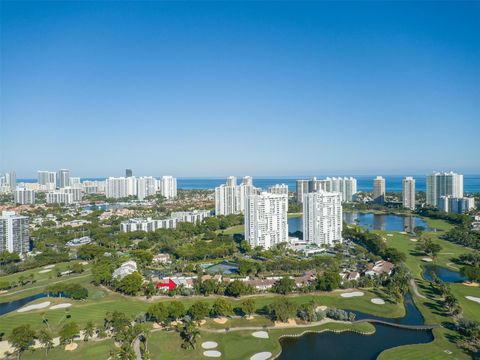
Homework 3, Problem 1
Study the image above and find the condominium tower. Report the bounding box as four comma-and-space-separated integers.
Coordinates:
426, 172, 464, 207
0, 211, 29, 254
303, 191, 342, 247
245, 192, 288, 249
402, 177, 416, 210
159, 176, 177, 199
373, 176, 386, 204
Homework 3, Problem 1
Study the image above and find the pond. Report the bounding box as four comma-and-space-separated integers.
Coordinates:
288, 212, 431, 234
0, 293, 48, 316
423, 265, 467, 283
279, 293, 433, 360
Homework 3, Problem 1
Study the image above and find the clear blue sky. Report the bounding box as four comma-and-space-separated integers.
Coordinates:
1, 1, 479, 178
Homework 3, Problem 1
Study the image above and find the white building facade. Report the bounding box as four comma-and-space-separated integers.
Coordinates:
0, 211, 29, 253
303, 191, 342, 247
402, 177, 416, 210
426, 172, 464, 207
245, 192, 288, 249
14, 188, 36, 205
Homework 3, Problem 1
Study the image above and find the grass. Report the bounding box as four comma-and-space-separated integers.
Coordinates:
0, 280, 402, 338
375, 219, 476, 360
22, 338, 113, 360
147, 322, 375, 360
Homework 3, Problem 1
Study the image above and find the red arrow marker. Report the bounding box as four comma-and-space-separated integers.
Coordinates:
155, 279, 177, 291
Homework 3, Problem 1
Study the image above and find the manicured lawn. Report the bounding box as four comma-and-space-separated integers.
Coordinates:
0, 287, 402, 338
221, 225, 244, 235
147, 322, 374, 360
22, 338, 113, 360
376, 219, 473, 360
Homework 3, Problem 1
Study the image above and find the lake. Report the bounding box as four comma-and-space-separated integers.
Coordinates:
288, 212, 430, 234
423, 265, 467, 283
279, 293, 433, 360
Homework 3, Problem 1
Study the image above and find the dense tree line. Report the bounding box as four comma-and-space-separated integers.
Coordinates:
342, 226, 406, 263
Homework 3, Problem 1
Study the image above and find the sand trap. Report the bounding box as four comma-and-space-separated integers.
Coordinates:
252, 331, 269, 339
463, 282, 479, 287
315, 305, 327, 312
18, 301, 51, 312
251, 352, 272, 360
39, 269, 52, 273
274, 318, 297, 328
198, 320, 207, 326
400, 231, 407, 234
202, 341, 218, 349
50, 303, 72, 310
203, 350, 221, 357
422, 257, 433, 262
43, 265, 55, 269
213, 317, 228, 324
466, 296, 480, 304
410, 239, 417, 242
152, 322, 162, 329
340, 291, 364, 298
371, 298, 385, 305
245, 315, 254, 320
65, 343, 78, 351
387, 234, 393, 237
79, 261, 89, 265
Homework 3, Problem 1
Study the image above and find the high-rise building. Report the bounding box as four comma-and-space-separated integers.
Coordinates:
0, 211, 29, 253
439, 196, 475, 214
303, 191, 342, 247
159, 176, 177, 199
245, 192, 288, 249
296, 180, 309, 203
14, 188, 36, 205
126, 169, 133, 177
61, 187, 83, 202
69, 177, 81, 186
46, 192, 74, 204
57, 169, 70, 188
268, 184, 289, 195
426, 172, 464, 207
402, 177, 416, 210
105, 177, 137, 199
328, 177, 357, 202
373, 176, 386, 204
215, 177, 240, 215
215, 176, 257, 215
38, 171, 57, 187
137, 176, 156, 200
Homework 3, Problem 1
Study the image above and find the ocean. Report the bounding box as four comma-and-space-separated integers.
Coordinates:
17, 175, 480, 193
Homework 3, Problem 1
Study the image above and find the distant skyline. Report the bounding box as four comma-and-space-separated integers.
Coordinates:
1, 1, 479, 177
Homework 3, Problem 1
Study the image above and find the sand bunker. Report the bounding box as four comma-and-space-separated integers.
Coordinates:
463, 282, 479, 287
65, 343, 78, 351
315, 305, 328, 312
50, 303, 72, 310
466, 296, 480, 304
203, 350, 221, 357
387, 234, 393, 237
202, 341, 218, 349
213, 317, 228, 324
274, 318, 297, 328
251, 352, 272, 360
252, 331, 269, 339
340, 291, 364, 298
410, 239, 417, 242
422, 257, 433, 262
43, 264, 55, 269
371, 298, 385, 305
18, 301, 51, 313
39, 269, 52, 274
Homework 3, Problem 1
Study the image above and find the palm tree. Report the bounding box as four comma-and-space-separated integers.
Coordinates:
37, 329, 54, 357
83, 321, 95, 342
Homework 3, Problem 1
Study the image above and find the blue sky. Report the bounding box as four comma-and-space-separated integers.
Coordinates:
1, 1, 479, 178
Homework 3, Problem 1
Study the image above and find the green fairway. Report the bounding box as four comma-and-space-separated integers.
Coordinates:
376, 219, 474, 360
